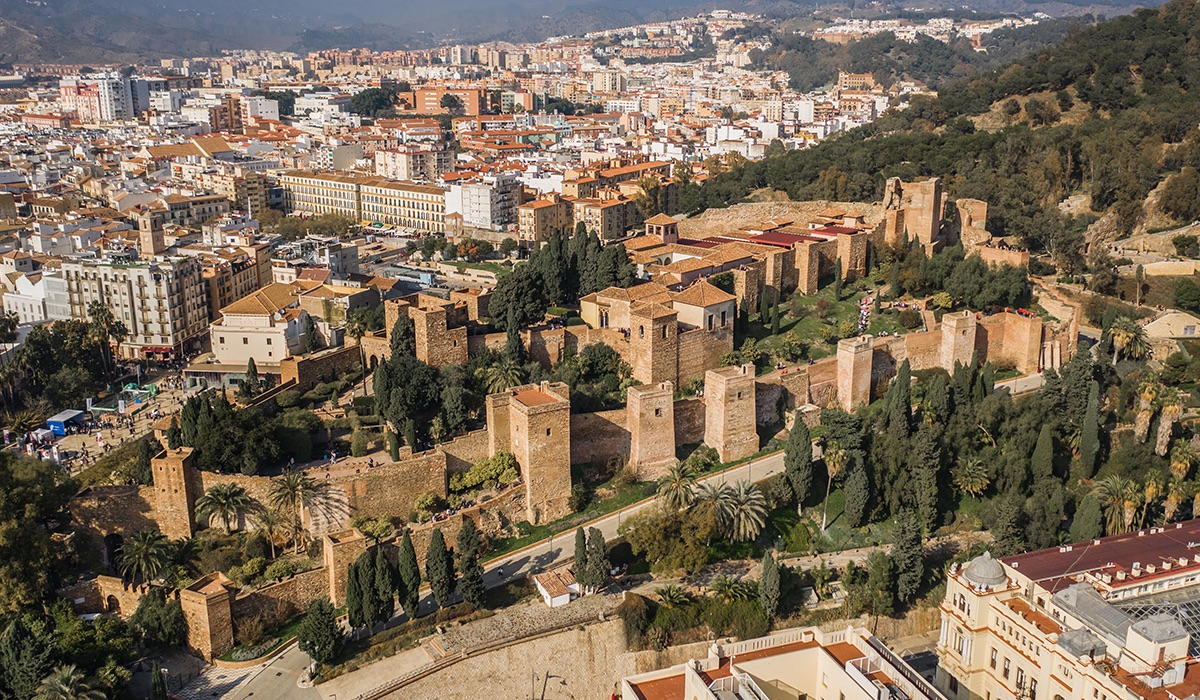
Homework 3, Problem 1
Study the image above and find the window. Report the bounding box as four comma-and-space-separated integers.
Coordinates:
990, 649, 997, 669
1029, 679, 1038, 699
707, 315, 713, 330
662, 325, 667, 339
721, 310, 727, 327
1003, 659, 1010, 679
545, 428, 551, 436
266, 338, 272, 345
949, 678, 959, 694
243, 338, 248, 344
1016, 669, 1026, 687
654, 408, 662, 417
639, 325, 644, 339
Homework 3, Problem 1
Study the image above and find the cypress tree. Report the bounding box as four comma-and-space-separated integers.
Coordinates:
180, 396, 198, 446
389, 313, 415, 357
832, 265, 842, 300
783, 416, 812, 505
505, 314, 527, 364
0, 617, 54, 700
151, 662, 168, 700
397, 530, 421, 617
771, 302, 781, 336
843, 464, 870, 527
345, 558, 366, 629
1069, 493, 1105, 541
922, 373, 949, 425
456, 520, 486, 609
887, 360, 912, 439
297, 599, 342, 667
889, 261, 901, 296
759, 551, 780, 618
1079, 381, 1100, 478
892, 509, 924, 603
426, 529, 455, 608
372, 547, 397, 625
574, 527, 587, 573
1031, 424, 1055, 482
584, 527, 609, 594
166, 416, 181, 450
908, 426, 942, 533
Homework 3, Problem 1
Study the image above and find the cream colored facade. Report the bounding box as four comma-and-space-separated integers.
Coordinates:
61, 256, 209, 359
936, 522, 1200, 700
279, 171, 363, 218
210, 283, 307, 366
623, 625, 946, 700
279, 171, 447, 234
517, 197, 572, 245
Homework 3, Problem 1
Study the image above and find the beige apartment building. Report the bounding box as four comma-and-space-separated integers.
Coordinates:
279, 171, 447, 234
61, 256, 209, 359
517, 195, 572, 245
936, 521, 1200, 700
374, 144, 453, 182
210, 283, 308, 367
623, 625, 946, 700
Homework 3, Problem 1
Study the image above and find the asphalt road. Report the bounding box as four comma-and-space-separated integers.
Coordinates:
224, 450, 787, 700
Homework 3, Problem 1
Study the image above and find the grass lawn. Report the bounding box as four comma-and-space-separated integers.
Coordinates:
1115, 273, 1191, 309
805, 488, 898, 553
449, 261, 511, 278
748, 285, 908, 362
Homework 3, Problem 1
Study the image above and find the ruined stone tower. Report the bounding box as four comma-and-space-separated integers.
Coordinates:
704, 364, 758, 463
151, 448, 202, 539
629, 303, 679, 386
940, 311, 977, 372
485, 382, 572, 525
837, 336, 873, 411
627, 382, 676, 480
178, 572, 235, 660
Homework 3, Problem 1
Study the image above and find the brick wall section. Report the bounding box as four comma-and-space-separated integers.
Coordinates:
731, 266, 761, 319
340, 450, 448, 520
440, 429, 490, 473
629, 308, 679, 387
152, 448, 202, 539
704, 364, 758, 463
280, 345, 361, 393
69, 486, 157, 562
627, 382, 676, 480
487, 382, 573, 525
977, 246, 1030, 268
59, 579, 103, 614
233, 567, 329, 623
903, 330, 943, 371
97, 576, 149, 617
676, 327, 733, 389
449, 289, 491, 321
569, 409, 629, 466
361, 334, 390, 369
179, 573, 236, 660
413, 305, 469, 366
978, 312, 1043, 375
673, 398, 706, 445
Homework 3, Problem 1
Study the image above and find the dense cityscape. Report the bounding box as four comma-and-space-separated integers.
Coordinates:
0, 1, 1198, 700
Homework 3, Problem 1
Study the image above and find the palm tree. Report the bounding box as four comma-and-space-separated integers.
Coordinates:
692, 481, 734, 534
34, 665, 105, 700
1109, 316, 1149, 366
655, 584, 692, 609
709, 575, 754, 603
951, 457, 990, 497
195, 483, 259, 534
725, 480, 767, 542
1141, 471, 1165, 529
1170, 440, 1195, 480
1093, 475, 1134, 535
254, 508, 289, 559
86, 301, 127, 382
656, 463, 695, 511
118, 530, 173, 583
346, 317, 367, 397
269, 470, 330, 553
480, 359, 524, 394
821, 441, 847, 531
1164, 478, 1192, 524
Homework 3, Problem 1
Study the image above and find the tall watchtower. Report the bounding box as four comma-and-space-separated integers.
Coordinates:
628, 382, 676, 480
629, 302, 679, 386
151, 448, 202, 539
704, 364, 758, 463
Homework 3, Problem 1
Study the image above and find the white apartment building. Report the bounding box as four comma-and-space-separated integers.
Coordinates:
445, 172, 519, 231
58, 73, 135, 123
3, 272, 48, 324
61, 256, 209, 359
937, 521, 1200, 700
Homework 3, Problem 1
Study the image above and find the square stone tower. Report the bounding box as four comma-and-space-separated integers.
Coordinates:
486, 382, 572, 525
323, 529, 367, 607
628, 382, 676, 480
178, 572, 235, 660
629, 302, 679, 386
151, 448, 202, 539
837, 336, 873, 412
704, 364, 758, 463
940, 311, 978, 372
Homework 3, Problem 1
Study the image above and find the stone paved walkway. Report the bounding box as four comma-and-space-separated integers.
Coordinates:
176, 664, 261, 700
431, 592, 617, 657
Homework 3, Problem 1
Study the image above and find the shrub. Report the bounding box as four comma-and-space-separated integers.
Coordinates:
263, 559, 296, 582
449, 452, 520, 493
645, 626, 669, 651
617, 593, 652, 648
898, 308, 922, 329
414, 492, 444, 520
275, 390, 301, 409
568, 483, 591, 512
235, 615, 267, 646
350, 430, 371, 457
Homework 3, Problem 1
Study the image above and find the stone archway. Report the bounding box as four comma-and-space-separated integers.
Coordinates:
105, 595, 121, 615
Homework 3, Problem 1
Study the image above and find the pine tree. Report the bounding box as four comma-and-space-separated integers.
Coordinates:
297, 599, 342, 667
166, 416, 181, 450
783, 416, 812, 505
426, 529, 455, 608
456, 520, 486, 608
583, 527, 609, 594
0, 617, 54, 700
1079, 381, 1100, 478
892, 509, 924, 603
397, 530, 421, 617
843, 464, 870, 527
759, 551, 780, 618
1031, 424, 1055, 482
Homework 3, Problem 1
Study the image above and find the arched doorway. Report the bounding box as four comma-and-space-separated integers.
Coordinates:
105, 595, 120, 615
103, 533, 124, 572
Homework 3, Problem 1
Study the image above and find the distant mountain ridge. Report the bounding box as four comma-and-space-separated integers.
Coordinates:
0, 0, 1169, 64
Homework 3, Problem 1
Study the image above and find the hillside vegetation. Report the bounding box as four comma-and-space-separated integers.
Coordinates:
698, 0, 1200, 270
